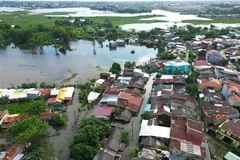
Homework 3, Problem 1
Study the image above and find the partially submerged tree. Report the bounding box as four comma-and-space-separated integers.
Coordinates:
141, 111, 150, 120
6, 117, 48, 145
124, 61, 136, 68
121, 131, 130, 144
109, 62, 121, 76
49, 114, 66, 126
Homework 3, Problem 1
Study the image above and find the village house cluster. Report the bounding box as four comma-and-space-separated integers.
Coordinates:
145, 31, 240, 160
1, 29, 240, 160
0, 87, 74, 159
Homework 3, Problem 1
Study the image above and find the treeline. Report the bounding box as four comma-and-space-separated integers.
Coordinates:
171, 25, 231, 41
0, 18, 128, 47
205, 7, 240, 15
116, 8, 151, 13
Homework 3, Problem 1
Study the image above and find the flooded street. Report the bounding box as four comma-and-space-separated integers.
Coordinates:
45, 89, 79, 160
0, 40, 156, 159
0, 40, 157, 88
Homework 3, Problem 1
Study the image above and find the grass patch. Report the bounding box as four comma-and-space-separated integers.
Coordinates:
43, 12, 75, 15
86, 15, 166, 25
182, 18, 240, 24
0, 12, 166, 27
0, 100, 45, 115
0, 11, 62, 27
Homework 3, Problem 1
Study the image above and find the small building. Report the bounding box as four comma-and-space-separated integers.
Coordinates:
139, 119, 171, 141
100, 95, 118, 106
27, 90, 39, 100
194, 60, 211, 70
95, 79, 105, 87
133, 68, 150, 79
91, 107, 114, 121
50, 88, 59, 97
0, 143, 28, 160
216, 119, 240, 148
97, 127, 123, 160
141, 137, 156, 149
163, 57, 190, 74
206, 50, 224, 65
116, 39, 125, 46
222, 83, 240, 107
88, 92, 101, 103
109, 41, 117, 48
224, 152, 240, 160
198, 77, 222, 90
114, 109, 132, 122
215, 66, 238, 79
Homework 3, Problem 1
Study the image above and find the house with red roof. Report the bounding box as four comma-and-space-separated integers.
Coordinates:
116, 92, 142, 114
222, 83, 240, 107
215, 119, 240, 148
91, 106, 114, 120
170, 117, 207, 160
0, 143, 29, 160
206, 50, 224, 65
194, 60, 211, 70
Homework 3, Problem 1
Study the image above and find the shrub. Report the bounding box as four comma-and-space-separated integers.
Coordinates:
49, 114, 66, 126
121, 131, 129, 144
141, 111, 150, 120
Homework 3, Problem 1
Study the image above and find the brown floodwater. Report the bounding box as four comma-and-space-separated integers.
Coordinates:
0, 40, 157, 88
0, 40, 157, 160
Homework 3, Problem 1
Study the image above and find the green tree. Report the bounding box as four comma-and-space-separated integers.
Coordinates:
25, 100, 46, 115
70, 143, 97, 160
141, 111, 150, 120
6, 117, 48, 145
49, 114, 66, 126
93, 86, 103, 93
124, 61, 136, 68
109, 62, 121, 76
121, 131, 129, 144
129, 145, 138, 158
220, 59, 229, 66
186, 83, 199, 97
79, 118, 111, 137
72, 125, 100, 148
112, 107, 122, 115
24, 147, 45, 160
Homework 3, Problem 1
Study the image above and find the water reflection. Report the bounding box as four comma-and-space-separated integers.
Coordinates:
0, 40, 157, 88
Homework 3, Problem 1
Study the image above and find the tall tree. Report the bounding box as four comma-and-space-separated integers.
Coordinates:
70, 143, 97, 160
25, 100, 46, 115
79, 118, 111, 137
6, 117, 48, 145
109, 62, 121, 76
72, 125, 100, 148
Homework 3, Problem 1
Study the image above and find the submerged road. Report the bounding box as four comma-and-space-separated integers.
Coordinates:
115, 73, 156, 160
45, 73, 155, 160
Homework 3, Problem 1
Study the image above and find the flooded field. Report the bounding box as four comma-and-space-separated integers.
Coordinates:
0, 40, 157, 88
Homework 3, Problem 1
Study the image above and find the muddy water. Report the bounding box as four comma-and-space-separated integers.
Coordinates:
0, 40, 157, 88
0, 40, 156, 159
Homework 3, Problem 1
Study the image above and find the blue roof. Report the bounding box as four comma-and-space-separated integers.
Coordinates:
17, 88, 25, 92
144, 104, 151, 111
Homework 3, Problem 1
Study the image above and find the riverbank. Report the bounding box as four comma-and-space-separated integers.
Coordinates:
0, 40, 157, 88
0, 11, 166, 28
182, 18, 240, 24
